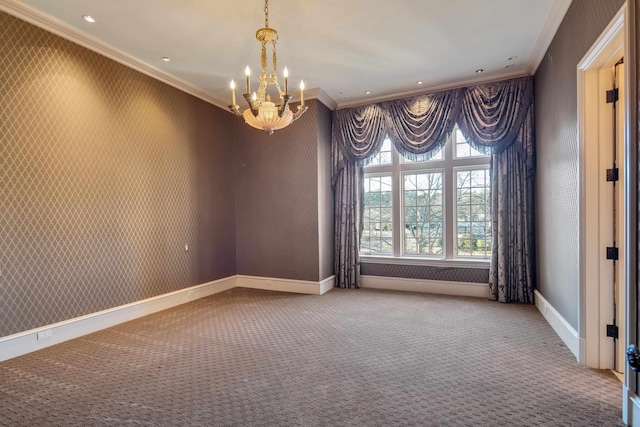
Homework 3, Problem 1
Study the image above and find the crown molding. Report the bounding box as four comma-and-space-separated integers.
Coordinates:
0, 0, 230, 110
527, 0, 573, 74
336, 71, 528, 110
305, 88, 338, 111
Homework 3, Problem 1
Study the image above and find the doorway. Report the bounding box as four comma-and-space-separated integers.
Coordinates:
577, 6, 626, 373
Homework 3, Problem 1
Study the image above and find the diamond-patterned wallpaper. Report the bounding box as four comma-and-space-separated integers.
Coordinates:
0, 12, 236, 338
361, 263, 489, 283
534, 0, 624, 328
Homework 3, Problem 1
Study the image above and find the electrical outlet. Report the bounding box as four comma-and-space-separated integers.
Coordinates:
187, 290, 194, 298
37, 329, 52, 340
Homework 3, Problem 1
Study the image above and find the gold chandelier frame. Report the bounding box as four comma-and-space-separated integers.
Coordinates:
229, 0, 307, 135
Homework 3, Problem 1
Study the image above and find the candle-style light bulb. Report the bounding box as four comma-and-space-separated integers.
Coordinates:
245, 66, 251, 94
230, 80, 236, 105
283, 67, 289, 95
252, 91, 257, 101
300, 80, 305, 106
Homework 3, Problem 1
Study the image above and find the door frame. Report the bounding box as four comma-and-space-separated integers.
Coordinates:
623, 0, 638, 424
577, 2, 638, 424
577, 4, 626, 369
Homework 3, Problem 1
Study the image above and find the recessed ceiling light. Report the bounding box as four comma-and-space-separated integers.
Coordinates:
82, 15, 95, 23
507, 56, 518, 61
417, 81, 423, 85
365, 91, 371, 95
161, 56, 171, 62
504, 64, 515, 69
475, 69, 484, 73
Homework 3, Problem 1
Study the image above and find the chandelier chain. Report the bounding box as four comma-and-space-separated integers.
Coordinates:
264, 0, 269, 27
272, 41, 277, 74
261, 41, 267, 73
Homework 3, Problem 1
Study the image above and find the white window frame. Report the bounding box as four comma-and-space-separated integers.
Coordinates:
360, 128, 490, 268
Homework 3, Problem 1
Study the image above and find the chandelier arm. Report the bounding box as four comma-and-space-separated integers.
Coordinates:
242, 93, 260, 117
228, 104, 242, 117
291, 105, 309, 122
278, 94, 292, 117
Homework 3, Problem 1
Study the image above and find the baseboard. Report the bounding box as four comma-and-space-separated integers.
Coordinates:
623, 385, 631, 425
236, 275, 335, 295
0, 276, 237, 363
360, 275, 489, 298
625, 386, 640, 427
534, 290, 580, 361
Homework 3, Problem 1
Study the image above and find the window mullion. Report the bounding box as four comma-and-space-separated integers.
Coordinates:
444, 136, 455, 260
392, 145, 401, 257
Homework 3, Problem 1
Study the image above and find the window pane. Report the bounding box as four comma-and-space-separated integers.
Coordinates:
361, 175, 393, 255
455, 127, 487, 158
403, 172, 443, 256
364, 138, 393, 167
456, 168, 491, 258
402, 147, 443, 162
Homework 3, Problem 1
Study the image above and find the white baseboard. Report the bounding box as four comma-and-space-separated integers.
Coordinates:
360, 275, 489, 298
237, 275, 335, 295
0, 274, 335, 362
625, 387, 640, 427
0, 276, 237, 363
623, 385, 631, 425
534, 290, 580, 361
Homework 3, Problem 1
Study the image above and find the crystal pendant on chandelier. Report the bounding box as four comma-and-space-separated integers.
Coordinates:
228, 0, 307, 135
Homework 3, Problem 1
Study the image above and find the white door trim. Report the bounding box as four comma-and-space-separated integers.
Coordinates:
577, 5, 625, 369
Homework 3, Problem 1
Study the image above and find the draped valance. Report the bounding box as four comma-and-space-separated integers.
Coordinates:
332, 76, 533, 167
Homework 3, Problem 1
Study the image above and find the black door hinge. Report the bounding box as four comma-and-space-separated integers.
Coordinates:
607, 324, 619, 339
606, 246, 619, 260
606, 168, 619, 182
606, 88, 619, 103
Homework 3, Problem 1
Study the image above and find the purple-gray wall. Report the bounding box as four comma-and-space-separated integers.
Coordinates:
1, 8, 335, 339
534, 0, 625, 329
235, 99, 334, 282
0, 11, 237, 338
317, 102, 335, 280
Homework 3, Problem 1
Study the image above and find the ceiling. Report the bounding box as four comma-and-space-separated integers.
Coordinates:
1, 0, 572, 110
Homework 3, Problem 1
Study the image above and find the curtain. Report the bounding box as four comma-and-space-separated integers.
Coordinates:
382, 89, 462, 161
331, 76, 535, 302
332, 105, 386, 289
489, 108, 535, 302
456, 77, 535, 302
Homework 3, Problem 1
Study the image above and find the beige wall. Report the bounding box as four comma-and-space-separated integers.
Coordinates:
0, 11, 237, 338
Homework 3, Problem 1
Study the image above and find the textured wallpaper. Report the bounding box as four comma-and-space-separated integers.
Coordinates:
535, 0, 625, 329
235, 100, 326, 282
0, 12, 236, 338
317, 102, 335, 281
361, 263, 489, 284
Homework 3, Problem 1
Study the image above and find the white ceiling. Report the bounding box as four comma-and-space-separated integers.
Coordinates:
1, 0, 572, 109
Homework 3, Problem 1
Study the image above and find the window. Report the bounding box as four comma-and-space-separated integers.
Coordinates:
361, 175, 393, 255
361, 126, 491, 261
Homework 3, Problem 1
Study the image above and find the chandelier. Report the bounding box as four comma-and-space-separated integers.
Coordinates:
229, 0, 308, 135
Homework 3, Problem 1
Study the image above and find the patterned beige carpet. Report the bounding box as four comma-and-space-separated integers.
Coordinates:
0, 287, 624, 426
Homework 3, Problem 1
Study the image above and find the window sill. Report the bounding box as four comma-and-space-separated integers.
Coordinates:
359, 255, 490, 269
